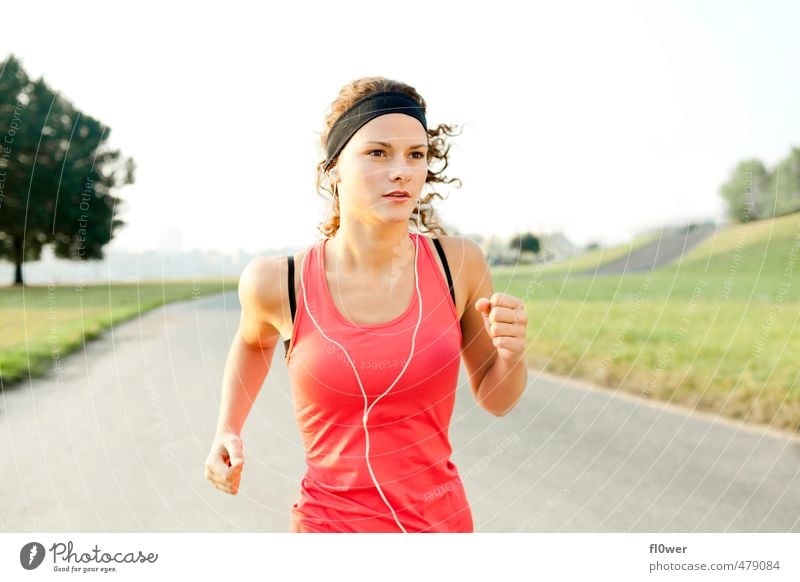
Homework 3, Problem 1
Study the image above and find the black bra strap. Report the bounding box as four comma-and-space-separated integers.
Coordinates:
285, 241, 455, 359
287, 255, 296, 323
284, 255, 295, 358
432, 238, 456, 307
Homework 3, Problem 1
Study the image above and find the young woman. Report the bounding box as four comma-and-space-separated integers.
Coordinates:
204, 77, 528, 533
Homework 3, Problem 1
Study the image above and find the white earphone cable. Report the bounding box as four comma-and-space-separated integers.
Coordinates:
298, 196, 424, 533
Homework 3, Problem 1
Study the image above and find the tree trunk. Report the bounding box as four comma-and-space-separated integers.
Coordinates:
13, 235, 24, 286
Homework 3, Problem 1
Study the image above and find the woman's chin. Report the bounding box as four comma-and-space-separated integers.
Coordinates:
373, 206, 413, 221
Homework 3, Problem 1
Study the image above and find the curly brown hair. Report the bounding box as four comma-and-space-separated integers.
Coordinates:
315, 77, 462, 238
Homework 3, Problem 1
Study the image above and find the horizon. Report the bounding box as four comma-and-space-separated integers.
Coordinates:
1, 0, 799, 258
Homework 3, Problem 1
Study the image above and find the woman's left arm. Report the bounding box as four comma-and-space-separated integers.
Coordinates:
458, 239, 528, 416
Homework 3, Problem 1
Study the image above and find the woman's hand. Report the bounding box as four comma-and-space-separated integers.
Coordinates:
475, 292, 528, 365
204, 433, 245, 495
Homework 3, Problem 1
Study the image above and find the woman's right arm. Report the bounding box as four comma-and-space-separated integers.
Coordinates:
204, 257, 283, 495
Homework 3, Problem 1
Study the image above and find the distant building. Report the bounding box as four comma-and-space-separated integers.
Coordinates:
479, 231, 579, 265
538, 232, 580, 263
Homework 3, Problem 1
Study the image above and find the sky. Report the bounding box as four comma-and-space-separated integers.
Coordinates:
2, 0, 799, 255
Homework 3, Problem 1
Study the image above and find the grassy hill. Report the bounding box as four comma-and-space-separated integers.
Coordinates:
496, 213, 800, 432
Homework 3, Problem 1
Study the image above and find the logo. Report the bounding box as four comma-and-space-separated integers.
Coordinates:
20, 542, 46, 570
17, 539, 159, 574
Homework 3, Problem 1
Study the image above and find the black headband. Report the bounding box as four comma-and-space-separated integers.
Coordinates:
324, 90, 428, 171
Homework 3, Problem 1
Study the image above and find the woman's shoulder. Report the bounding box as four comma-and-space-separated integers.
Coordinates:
422, 234, 488, 318
425, 234, 486, 270
237, 246, 313, 326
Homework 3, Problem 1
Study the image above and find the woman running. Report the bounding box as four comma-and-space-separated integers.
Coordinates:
204, 76, 529, 532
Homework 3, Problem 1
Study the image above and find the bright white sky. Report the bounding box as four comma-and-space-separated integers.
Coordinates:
2, 0, 799, 254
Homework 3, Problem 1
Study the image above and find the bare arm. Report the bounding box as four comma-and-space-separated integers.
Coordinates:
206, 257, 283, 494
459, 239, 528, 416
472, 330, 527, 417
214, 331, 276, 437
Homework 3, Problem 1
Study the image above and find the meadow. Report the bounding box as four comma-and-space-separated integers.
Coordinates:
0, 279, 235, 386
2, 214, 799, 433
494, 213, 800, 431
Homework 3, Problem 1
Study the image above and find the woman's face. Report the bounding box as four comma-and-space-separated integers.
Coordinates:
334, 113, 429, 225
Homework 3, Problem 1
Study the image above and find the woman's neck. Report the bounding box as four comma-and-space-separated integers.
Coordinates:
328, 223, 416, 278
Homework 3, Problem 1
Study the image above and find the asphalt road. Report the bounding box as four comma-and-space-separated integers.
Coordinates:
580, 224, 719, 275
2, 291, 798, 532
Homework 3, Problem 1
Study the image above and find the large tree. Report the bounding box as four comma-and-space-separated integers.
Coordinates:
0, 54, 134, 286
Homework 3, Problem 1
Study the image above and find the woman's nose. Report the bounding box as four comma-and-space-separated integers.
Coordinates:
389, 161, 412, 181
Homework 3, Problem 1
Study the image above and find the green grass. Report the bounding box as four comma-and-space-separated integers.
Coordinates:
495, 212, 800, 432
681, 212, 800, 265
3, 214, 800, 432
0, 279, 236, 386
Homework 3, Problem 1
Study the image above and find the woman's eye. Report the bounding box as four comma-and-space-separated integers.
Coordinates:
367, 150, 426, 159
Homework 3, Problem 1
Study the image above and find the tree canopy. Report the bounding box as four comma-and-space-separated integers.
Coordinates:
0, 54, 134, 285
510, 232, 541, 255
720, 149, 800, 222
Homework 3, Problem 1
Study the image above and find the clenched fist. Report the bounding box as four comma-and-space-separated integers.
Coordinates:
204, 433, 245, 495
474, 292, 528, 364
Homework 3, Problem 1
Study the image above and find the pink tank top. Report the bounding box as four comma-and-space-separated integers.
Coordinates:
285, 232, 473, 533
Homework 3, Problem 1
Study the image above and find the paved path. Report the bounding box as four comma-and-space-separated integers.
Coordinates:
581, 224, 719, 275
2, 291, 798, 532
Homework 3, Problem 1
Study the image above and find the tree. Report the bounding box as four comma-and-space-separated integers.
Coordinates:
769, 147, 800, 218
0, 54, 134, 286
719, 148, 800, 222
719, 159, 770, 222
509, 232, 541, 255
